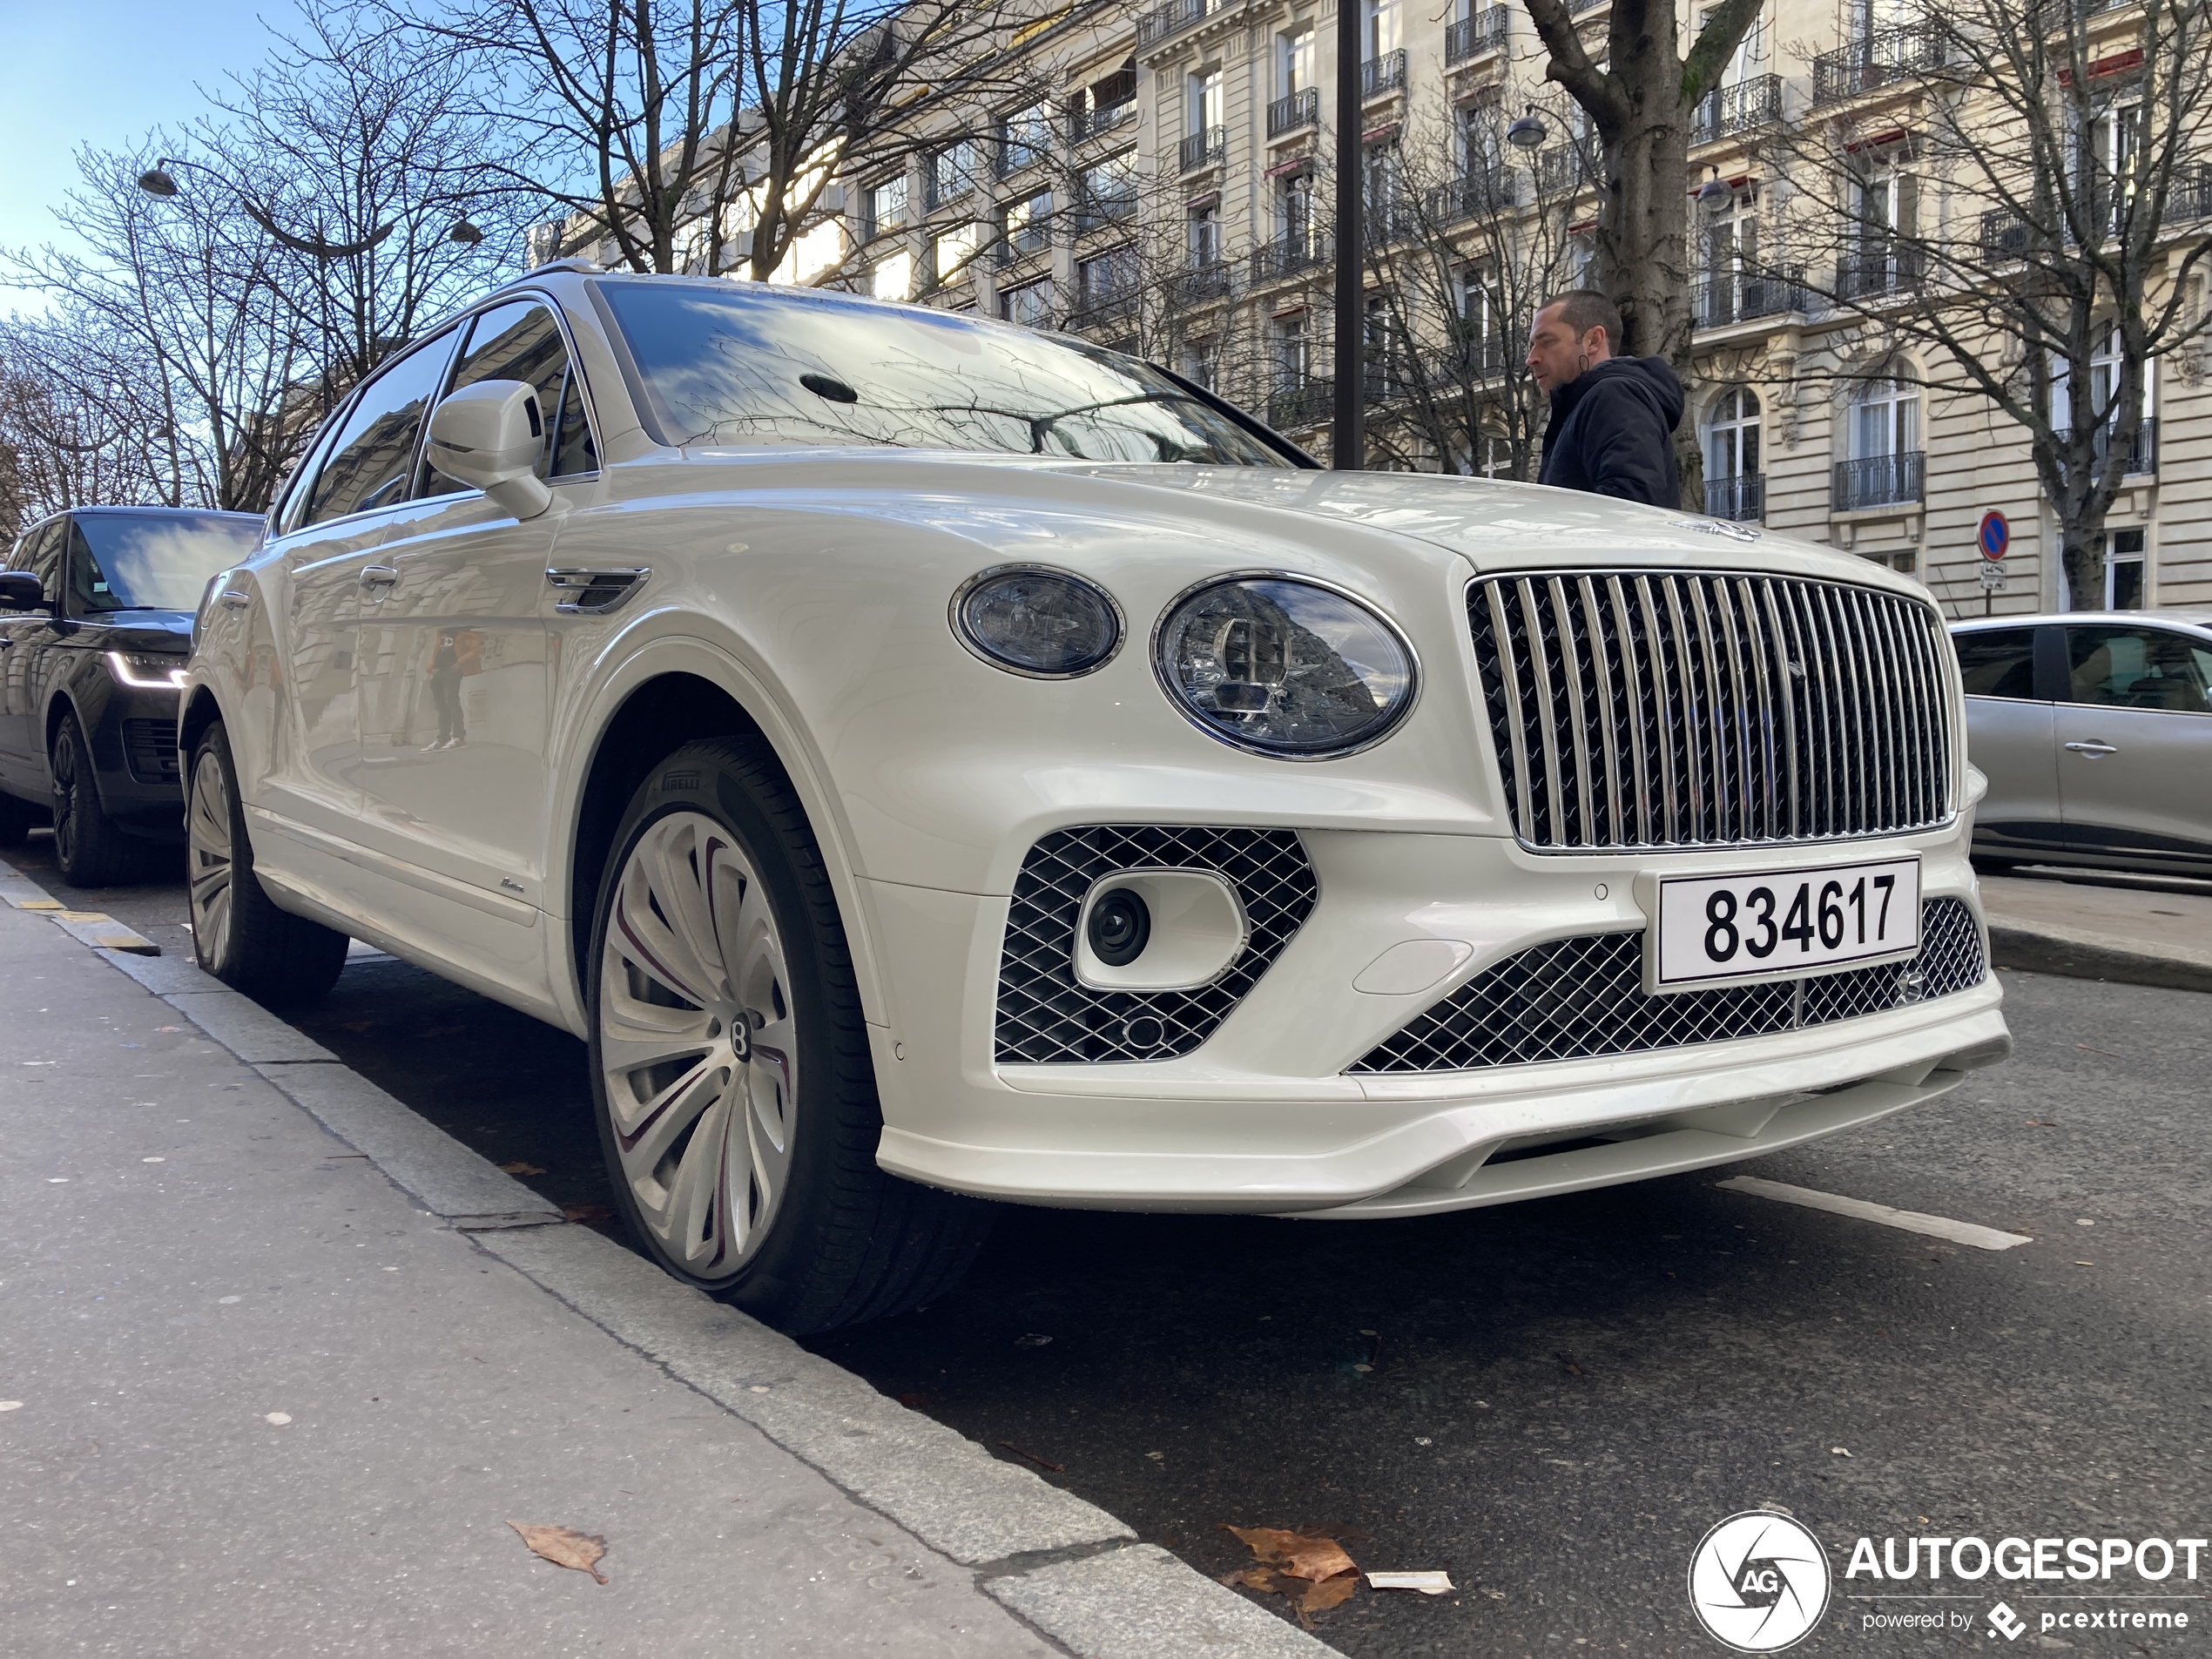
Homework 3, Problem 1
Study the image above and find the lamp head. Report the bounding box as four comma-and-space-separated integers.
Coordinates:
1504, 107, 1548, 151
137, 166, 180, 199
1696, 168, 1736, 208
448, 218, 485, 246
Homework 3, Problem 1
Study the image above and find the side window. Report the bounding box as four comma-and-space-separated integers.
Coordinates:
2066, 625, 2212, 714
1952, 627, 2040, 700
16, 522, 66, 599
421, 300, 597, 499
301, 333, 458, 527
66, 522, 118, 615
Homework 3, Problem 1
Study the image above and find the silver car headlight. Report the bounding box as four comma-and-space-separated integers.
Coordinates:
1153, 574, 1417, 758
951, 564, 1123, 678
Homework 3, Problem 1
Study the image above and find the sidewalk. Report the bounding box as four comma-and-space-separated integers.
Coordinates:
0, 873, 1326, 1657
1979, 867, 2212, 995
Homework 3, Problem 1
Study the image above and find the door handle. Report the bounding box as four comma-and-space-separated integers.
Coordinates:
358, 565, 400, 591
219, 588, 252, 610
2062, 739, 2119, 757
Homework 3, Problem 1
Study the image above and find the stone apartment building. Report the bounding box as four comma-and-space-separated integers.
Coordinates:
536, 0, 2212, 619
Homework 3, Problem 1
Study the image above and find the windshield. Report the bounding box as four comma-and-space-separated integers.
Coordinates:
71, 512, 264, 613
594, 280, 1295, 467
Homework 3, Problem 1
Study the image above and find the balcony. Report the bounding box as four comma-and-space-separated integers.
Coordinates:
1251, 231, 1332, 283
1692, 75, 1781, 145
1268, 87, 1320, 138
1070, 99, 1136, 145
1833, 452, 1925, 510
1450, 333, 1511, 377
1269, 377, 1332, 429
1813, 25, 1944, 107
1362, 51, 1407, 98
1694, 268, 1807, 329
1979, 208, 2048, 261
1173, 258, 1236, 307
1179, 125, 1227, 172
1427, 167, 1521, 224
1536, 146, 1590, 197
1136, 0, 1219, 50
1838, 243, 1924, 299
1704, 473, 1765, 522
1445, 7, 1509, 63
1069, 291, 1141, 333
1075, 192, 1137, 234
2170, 161, 2212, 220
2060, 418, 2159, 476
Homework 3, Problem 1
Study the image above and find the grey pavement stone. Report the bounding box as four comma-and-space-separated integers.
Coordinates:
160, 988, 341, 1063
987, 1545, 1338, 1659
47, 911, 160, 954
0, 897, 1055, 1657
1987, 918, 2212, 995
96, 946, 224, 995
256, 1062, 563, 1228
479, 1222, 1136, 1568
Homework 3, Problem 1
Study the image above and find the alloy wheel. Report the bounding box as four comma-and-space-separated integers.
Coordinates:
186, 748, 236, 969
597, 811, 798, 1278
51, 726, 82, 866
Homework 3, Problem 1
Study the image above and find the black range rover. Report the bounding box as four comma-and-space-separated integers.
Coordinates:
0, 506, 265, 884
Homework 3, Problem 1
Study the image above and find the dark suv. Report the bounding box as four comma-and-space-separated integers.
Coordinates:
0, 506, 265, 883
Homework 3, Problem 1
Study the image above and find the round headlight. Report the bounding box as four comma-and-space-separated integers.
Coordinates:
1154, 575, 1416, 758
952, 565, 1123, 678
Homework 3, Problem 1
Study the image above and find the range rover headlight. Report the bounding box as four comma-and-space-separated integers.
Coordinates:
1154, 575, 1416, 758
951, 564, 1123, 678
107, 651, 187, 690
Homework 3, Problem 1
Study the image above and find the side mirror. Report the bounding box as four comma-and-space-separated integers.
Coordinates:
0, 571, 46, 611
424, 379, 554, 522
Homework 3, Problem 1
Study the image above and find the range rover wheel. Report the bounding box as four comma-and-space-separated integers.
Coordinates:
51, 710, 142, 887
186, 721, 348, 1008
588, 738, 992, 1334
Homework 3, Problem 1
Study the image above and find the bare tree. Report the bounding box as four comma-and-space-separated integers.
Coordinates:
1767, 0, 2212, 605
1520, 0, 1765, 368
0, 308, 172, 535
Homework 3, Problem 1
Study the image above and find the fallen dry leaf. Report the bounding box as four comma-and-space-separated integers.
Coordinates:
507, 1521, 609, 1583
499, 1161, 548, 1176
1223, 1525, 1358, 1583
1300, 1572, 1359, 1615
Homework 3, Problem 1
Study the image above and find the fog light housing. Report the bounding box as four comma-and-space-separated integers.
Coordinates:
1085, 887, 1150, 966
1073, 871, 1248, 990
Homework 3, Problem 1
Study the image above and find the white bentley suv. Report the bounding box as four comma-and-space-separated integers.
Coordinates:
183, 270, 2011, 1331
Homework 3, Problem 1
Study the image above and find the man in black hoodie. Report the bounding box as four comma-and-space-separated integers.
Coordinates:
1527, 290, 1686, 509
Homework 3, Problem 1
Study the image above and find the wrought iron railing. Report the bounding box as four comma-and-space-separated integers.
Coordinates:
1536, 147, 1590, 196
1833, 451, 1925, 509
1268, 88, 1320, 137
1071, 100, 1136, 145
2058, 419, 2159, 476
1838, 243, 1925, 298
1445, 6, 1509, 62
1427, 167, 1521, 224
1136, 0, 1217, 49
1362, 51, 1406, 98
1703, 473, 1765, 521
1695, 268, 1808, 328
1173, 259, 1236, 307
1813, 25, 1944, 106
1251, 231, 1331, 281
1179, 126, 1226, 172
1269, 377, 1332, 429
1692, 75, 1782, 145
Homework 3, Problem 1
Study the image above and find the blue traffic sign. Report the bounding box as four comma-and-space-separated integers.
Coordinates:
1978, 510, 2010, 560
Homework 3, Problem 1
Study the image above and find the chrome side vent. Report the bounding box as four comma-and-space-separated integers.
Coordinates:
548, 567, 651, 615
1467, 570, 1955, 851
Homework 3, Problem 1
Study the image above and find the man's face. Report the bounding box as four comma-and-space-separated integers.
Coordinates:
1527, 303, 1605, 395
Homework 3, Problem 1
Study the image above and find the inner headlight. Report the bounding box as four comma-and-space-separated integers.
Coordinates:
1154, 575, 1416, 757
107, 651, 187, 690
952, 564, 1123, 678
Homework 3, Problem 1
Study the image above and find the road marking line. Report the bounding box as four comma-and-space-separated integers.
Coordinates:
1716, 1176, 2033, 1251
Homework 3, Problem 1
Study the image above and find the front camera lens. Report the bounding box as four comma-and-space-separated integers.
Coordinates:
1086, 887, 1151, 967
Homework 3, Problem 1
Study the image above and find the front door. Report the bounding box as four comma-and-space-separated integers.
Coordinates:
2055, 622, 2212, 869
0, 521, 67, 789
349, 298, 598, 968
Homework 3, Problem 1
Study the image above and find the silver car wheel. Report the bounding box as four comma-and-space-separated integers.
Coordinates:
186, 748, 236, 969
597, 810, 798, 1277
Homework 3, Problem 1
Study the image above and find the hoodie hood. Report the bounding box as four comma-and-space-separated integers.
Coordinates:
1550, 354, 1686, 429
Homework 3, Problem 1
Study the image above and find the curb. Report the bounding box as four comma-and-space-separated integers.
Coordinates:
1987, 919, 2212, 996
6, 858, 1334, 1658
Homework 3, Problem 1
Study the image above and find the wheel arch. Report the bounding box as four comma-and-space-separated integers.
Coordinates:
561, 662, 887, 1037
180, 686, 224, 765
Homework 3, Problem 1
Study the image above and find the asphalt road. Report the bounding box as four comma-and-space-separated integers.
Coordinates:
20, 833, 2210, 1655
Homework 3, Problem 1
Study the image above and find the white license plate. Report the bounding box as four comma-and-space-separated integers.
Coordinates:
1649, 857, 1921, 991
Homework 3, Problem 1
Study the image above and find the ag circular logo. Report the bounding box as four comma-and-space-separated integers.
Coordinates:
1687, 1510, 1831, 1652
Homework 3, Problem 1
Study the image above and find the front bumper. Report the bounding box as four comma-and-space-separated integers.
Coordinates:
862, 823, 2010, 1216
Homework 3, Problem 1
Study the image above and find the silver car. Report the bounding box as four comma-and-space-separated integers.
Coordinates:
1951, 610, 2212, 877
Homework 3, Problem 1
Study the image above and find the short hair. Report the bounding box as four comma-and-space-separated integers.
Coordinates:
1543, 289, 1622, 348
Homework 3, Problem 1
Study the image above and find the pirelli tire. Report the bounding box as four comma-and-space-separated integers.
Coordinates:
586, 736, 994, 1334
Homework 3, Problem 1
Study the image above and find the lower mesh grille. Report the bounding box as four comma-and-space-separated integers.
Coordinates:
995, 826, 1318, 1063
122, 718, 179, 785
1349, 897, 1985, 1074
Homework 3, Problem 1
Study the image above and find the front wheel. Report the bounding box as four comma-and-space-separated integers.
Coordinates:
51, 710, 141, 887
186, 721, 348, 1008
587, 738, 992, 1334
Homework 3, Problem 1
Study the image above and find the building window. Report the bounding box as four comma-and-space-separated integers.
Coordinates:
863, 175, 907, 240
1000, 277, 1055, 328
867, 249, 914, 301
1367, 0, 1402, 57
2053, 320, 2155, 471
1845, 148, 1918, 296
1183, 338, 1218, 390
1280, 27, 1314, 96
1836, 368, 1923, 509
1078, 150, 1138, 231
1189, 66, 1224, 134
1704, 388, 1764, 521
1189, 205, 1220, 265
930, 224, 979, 289
1001, 191, 1054, 260
999, 102, 1053, 176
927, 140, 976, 210
1278, 172, 1314, 247
2105, 527, 2148, 610
1275, 314, 1310, 385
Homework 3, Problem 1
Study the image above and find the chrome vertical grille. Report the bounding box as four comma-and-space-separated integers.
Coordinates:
1467, 571, 1955, 850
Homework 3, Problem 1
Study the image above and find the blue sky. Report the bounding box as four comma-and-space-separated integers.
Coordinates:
0, 0, 291, 268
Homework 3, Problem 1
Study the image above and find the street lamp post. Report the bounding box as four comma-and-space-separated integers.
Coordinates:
136, 157, 484, 254
1331, 0, 1365, 469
